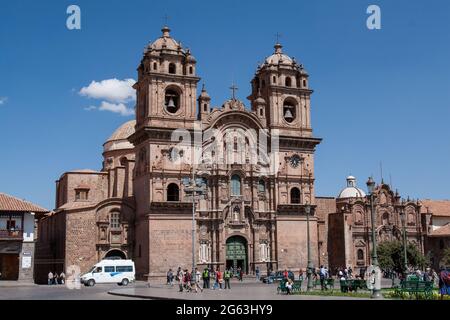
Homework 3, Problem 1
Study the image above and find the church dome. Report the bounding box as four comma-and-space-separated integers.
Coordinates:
103, 120, 136, 152
337, 176, 366, 199
264, 43, 294, 66
146, 26, 184, 53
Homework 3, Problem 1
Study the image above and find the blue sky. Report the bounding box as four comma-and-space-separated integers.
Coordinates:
1, 0, 449, 210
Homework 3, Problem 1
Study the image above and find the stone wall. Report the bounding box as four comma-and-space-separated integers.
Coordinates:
276, 218, 318, 271
148, 217, 193, 279
65, 210, 97, 274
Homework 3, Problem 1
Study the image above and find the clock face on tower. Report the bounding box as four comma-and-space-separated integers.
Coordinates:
289, 154, 301, 168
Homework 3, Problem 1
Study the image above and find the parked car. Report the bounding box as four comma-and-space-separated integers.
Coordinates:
261, 270, 295, 283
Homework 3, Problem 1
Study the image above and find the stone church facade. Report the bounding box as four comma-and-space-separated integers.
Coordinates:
35, 26, 450, 283
36, 26, 322, 281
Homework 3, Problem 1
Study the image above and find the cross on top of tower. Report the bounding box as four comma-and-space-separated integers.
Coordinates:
163, 14, 170, 26
273, 32, 284, 54
229, 83, 238, 100
275, 32, 282, 44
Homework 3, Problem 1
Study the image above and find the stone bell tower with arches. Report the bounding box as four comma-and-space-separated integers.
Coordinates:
130, 26, 201, 280
248, 42, 312, 138
134, 26, 200, 131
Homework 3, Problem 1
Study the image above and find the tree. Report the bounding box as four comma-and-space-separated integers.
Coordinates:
441, 248, 450, 267
376, 240, 428, 273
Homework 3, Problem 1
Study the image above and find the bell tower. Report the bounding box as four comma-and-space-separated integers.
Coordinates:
248, 42, 312, 137
134, 26, 200, 130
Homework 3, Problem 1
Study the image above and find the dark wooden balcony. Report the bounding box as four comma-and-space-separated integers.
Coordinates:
0, 229, 23, 240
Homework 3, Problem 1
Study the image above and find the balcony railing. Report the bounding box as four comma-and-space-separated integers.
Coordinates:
0, 229, 23, 239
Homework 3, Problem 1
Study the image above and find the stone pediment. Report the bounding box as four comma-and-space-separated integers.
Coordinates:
354, 239, 366, 247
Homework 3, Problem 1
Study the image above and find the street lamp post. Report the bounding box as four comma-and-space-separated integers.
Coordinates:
399, 203, 408, 273
305, 203, 314, 291
366, 177, 381, 299
183, 168, 207, 272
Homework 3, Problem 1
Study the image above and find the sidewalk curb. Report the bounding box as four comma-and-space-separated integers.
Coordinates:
108, 290, 182, 300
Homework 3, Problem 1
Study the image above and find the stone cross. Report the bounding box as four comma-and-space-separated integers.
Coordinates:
230, 83, 238, 100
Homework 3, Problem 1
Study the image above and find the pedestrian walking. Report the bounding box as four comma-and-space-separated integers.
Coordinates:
60, 272, 65, 285
215, 268, 223, 290
202, 267, 210, 289
53, 272, 59, 285
439, 266, 450, 299
319, 265, 327, 290
177, 267, 184, 292
48, 271, 53, 285
224, 268, 231, 289
255, 266, 260, 282
194, 268, 203, 293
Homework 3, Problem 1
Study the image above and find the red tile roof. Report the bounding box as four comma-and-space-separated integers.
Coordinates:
420, 200, 450, 217
429, 224, 450, 237
0, 193, 49, 213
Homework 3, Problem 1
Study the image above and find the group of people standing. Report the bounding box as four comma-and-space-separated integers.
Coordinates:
47, 271, 65, 285
167, 266, 244, 293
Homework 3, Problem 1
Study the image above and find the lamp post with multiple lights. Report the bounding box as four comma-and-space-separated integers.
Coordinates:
366, 177, 382, 298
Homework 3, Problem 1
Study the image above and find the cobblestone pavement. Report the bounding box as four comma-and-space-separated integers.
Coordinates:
0, 282, 147, 300
109, 280, 385, 300
0, 278, 394, 300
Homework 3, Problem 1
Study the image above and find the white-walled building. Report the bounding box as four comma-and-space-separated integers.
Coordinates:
0, 193, 48, 282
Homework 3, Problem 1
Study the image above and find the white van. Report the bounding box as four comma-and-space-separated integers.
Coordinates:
81, 259, 135, 287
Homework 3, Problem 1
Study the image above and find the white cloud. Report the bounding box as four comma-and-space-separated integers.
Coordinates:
84, 106, 97, 111
79, 78, 136, 103
0, 97, 8, 105
98, 101, 134, 116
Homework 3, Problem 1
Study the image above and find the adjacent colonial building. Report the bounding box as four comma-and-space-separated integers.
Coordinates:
327, 176, 425, 274
0, 193, 48, 282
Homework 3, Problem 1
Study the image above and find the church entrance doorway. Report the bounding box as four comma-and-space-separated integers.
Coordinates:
226, 236, 247, 276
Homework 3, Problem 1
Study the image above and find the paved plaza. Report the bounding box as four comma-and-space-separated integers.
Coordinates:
0, 278, 396, 300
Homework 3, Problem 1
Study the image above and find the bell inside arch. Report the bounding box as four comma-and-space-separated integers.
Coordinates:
284, 106, 294, 122
167, 97, 176, 109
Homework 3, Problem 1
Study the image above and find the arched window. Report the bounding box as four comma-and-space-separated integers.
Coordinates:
231, 175, 241, 196
258, 180, 266, 193
273, 76, 277, 84
357, 249, 364, 260
290, 187, 300, 204
165, 89, 180, 113
110, 212, 120, 229
189, 66, 193, 74
153, 62, 157, 70
168, 63, 176, 74
203, 104, 208, 112
303, 79, 307, 87
167, 183, 180, 201
285, 77, 292, 87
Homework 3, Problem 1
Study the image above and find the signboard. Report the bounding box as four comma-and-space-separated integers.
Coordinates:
22, 256, 32, 269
